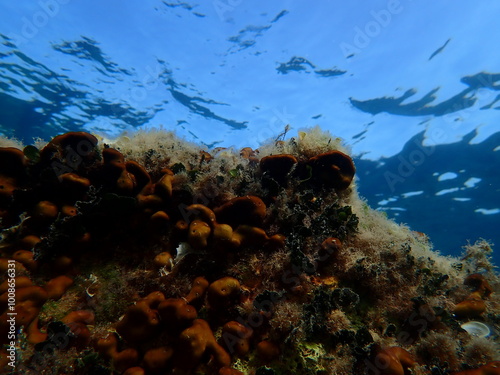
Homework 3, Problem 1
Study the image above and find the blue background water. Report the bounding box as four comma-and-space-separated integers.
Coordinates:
1, 1, 499, 264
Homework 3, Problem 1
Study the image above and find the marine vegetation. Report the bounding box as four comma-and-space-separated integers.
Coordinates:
0, 128, 498, 374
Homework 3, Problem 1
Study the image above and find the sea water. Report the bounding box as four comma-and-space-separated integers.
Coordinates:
0, 1, 498, 265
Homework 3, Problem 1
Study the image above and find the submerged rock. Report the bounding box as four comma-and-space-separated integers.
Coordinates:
0, 128, 498, 374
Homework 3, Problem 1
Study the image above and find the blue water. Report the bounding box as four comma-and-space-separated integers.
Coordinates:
1, 0, 499, 264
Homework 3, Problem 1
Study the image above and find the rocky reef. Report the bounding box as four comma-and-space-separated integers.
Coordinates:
0, 128, 498, 375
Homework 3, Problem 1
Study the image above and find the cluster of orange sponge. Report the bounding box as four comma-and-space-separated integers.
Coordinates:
0, 132, 297, 374
259, 150, 355, 192
98, 276, 248, 373
173, 197, 285, 254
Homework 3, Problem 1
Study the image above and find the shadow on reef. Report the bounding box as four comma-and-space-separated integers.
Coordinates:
0, 129, 498, 375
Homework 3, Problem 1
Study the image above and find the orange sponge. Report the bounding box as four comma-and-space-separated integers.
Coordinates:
207, 277, 241, 310
44, 275, 74, 300
32, 200, 59, 221
185, 276, 209, 305
177, 319, 231, 370
40, 132, 98, 168
96, 332, 139, 372
260, 154, 298, 185
59, 173, 91, 201
0, 285, 48, 338
372, 347, 416, 375
12, 250, 37, 271
0, 147, 26, 177
0, 147, 26, 205
123, 367, 145, 375
256, 340, 280, 363
454, 291, 486, 318
219, 367, 244, 375
221, 321, 253, 356
185, 204, 217, 228
116, 291, 165, 343
153, 251, 174, 271
308, 150, 355, 191
188, 220, 211, 249
240, 147, 259, 163
125, 160, 151, 193
143, 346, 174, 373
231, 225, 270, 247
154, 170, 174, 199
102, 147, 126, 172
214, 196, 266, 228
0, 276, 33, 294
158, 298, 197, 332
19, 235, 41, 250
61, 310, 95, 349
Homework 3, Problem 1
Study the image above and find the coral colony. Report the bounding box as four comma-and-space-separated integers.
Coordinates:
0, 128, 498, 375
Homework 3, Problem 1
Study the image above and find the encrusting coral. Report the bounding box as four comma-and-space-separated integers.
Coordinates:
0, 127, 498, 374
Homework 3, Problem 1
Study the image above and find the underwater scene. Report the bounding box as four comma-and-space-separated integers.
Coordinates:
0, 1, 499, 374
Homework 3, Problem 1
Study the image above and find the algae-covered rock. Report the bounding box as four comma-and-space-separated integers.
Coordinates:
0, 128, 498, 375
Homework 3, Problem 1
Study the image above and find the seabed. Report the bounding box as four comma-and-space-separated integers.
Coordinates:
0, 128, 498, 375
